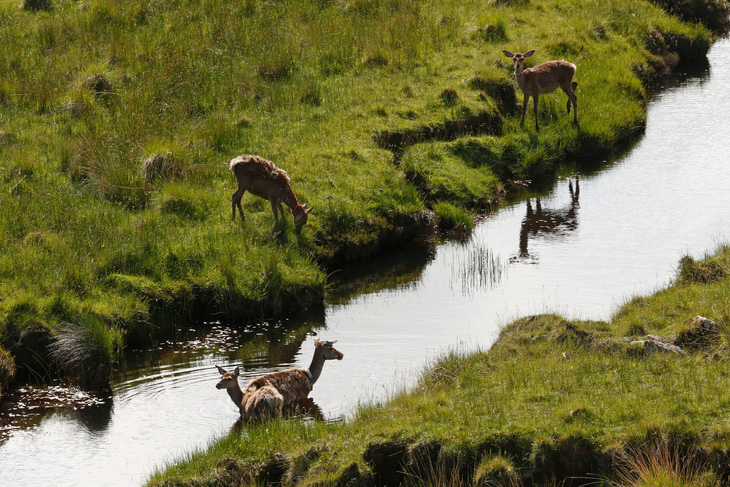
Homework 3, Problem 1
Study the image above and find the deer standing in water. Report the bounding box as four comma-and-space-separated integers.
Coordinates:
503, 49, 578, 131
230, 154, 313, 232
215, 338, 343, 421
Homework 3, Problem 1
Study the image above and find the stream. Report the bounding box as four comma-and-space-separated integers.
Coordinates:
1, 37, 730, 487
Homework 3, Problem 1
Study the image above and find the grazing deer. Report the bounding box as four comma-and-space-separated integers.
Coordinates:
215, 338, 343, 421
230, 154, 313, 232
502, 49, 578, 131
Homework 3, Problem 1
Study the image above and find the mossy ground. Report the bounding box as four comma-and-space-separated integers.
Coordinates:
0, 0, 723, 387
149, 246, 730, 486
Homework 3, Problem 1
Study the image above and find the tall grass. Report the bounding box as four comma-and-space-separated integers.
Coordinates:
609, 442, 719, 487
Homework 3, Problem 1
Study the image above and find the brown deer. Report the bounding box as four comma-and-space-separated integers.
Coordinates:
503, 49, 578, 131
230, 154, 313, 232
215, 338, 343, 421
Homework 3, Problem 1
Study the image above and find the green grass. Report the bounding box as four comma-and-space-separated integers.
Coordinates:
0, 0, 723, 386
148, 246, 730, 486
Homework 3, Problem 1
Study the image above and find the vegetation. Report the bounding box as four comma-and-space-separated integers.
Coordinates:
149, 246, 730, 486
0, 0, 724, 390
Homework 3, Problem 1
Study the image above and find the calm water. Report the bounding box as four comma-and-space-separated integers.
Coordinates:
2, 38, 730, 487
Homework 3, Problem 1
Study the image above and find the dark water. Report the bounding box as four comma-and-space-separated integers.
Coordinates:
2, 38, 730, 487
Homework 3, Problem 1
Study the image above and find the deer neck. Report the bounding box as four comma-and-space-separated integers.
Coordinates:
306, 348, 326, 385
281, 186, 299, 210
514, 66, 528, 91
226, 383, 244, 410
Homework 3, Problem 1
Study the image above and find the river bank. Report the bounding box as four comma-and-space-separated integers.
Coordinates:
148, 245, 730, 486
0, 0, 726, 404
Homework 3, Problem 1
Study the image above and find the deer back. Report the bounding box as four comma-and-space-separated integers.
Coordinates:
241, 385, 284, 420
523, 61, 576, 95
230, 155, 295, 204
244, 368, 311, 405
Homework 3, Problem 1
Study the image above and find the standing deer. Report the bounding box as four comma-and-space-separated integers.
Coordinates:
215, 338, 343, 421
230, 154, 313, 232
503, 49, 578, 131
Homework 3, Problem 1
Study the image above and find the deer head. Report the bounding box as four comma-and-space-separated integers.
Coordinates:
314, 338, 344, 361
503, 49, 535, 74
216, 365, 240, 390
293, 203, 313, 232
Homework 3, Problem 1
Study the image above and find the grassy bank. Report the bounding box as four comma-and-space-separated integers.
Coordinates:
149, 246, 730, 486
0, 0, 725, 390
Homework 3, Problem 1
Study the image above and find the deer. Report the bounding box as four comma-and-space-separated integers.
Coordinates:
502, 49, 578, 131
215, 338, 343, 421
230, 154, 313, 232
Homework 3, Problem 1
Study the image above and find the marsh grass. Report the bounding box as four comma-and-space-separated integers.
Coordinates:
608, 441, 720, 487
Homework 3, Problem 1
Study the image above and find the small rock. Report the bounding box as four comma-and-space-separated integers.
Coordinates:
685, 315, 718, 332
674, 315, 720, 350
631, 339, 685, 355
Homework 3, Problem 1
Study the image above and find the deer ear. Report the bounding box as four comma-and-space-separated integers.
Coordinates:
216, 365, 227, 376
233, 367, 240, 377
524, 50, 535, 57
328, 340, 338, 345
305, 206, 313, 214
503, 50, 514, 57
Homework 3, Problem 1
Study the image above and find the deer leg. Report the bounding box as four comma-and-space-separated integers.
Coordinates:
269, 199, 280, 222
520, 93, 529, 128
562, 84, 578, 125
533, 94, 540, 131
232, 189, 246, 221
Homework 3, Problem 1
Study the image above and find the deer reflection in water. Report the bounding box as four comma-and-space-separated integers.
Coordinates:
512, 177, 580, 263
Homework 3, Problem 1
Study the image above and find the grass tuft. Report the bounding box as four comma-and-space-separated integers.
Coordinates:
49, 319, 125, 390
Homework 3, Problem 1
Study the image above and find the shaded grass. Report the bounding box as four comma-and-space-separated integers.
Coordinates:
147, 246, 730, 485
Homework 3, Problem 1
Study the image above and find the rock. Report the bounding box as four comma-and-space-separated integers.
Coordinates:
674, 315, 720, 350
630, 339, 685, 355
